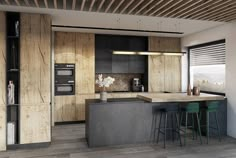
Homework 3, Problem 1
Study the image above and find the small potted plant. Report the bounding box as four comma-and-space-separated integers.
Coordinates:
96, 74, 115, 101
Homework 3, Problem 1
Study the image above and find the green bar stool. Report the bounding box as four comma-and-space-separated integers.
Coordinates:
200, 101, 221, 144
180, 102, 202, 145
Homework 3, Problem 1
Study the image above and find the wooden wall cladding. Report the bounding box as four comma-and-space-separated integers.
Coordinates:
76, 33, 95, 94
0, 12, 6, 151
54, 32, 76, 63
20, 13, 51, 144
148, 37, 181, 92
0, 12, 6, 106
54, 32, 95, 122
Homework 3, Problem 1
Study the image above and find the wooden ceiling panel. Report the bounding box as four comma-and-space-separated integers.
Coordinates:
2, 0, 236, 22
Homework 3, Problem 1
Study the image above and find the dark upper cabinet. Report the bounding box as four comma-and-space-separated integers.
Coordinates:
112, 55, 129, 73
128, 55, 146, 73
95, 35, 148, 74
95, 36, 112, 73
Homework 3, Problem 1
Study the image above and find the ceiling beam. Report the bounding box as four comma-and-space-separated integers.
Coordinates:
164, 0, 194, 17
54, 0, 57, 9
155, 0, 183, 16
127, 0, 144, 14
15, 0, 20, 6
80, 0, 86, 11
135, 0, 154, 15
197, 1, 236, 20
63, 0, 66, 9
97, 0, 105, 12
218, 13, 236, 22
89, 0, 95, 11
5, 0, 10, 5
105, 0, 115, 13
208, 8, 236, 21
72, 0, 76, 10
143, 0, 164, 15
24, 0, 30, 6
170, 0, 204, 18
120, 0, 135, 14
190, 0, 232, 19
179, 0, 215, 18
34, 0, 39, 8
112, 0, 125, 13
148, 0, 175, 16
44, 0, 48, 8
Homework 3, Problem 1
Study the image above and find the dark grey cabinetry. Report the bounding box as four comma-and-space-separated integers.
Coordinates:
112, 55, 129, 73
95, 35, 147, 74
128, 55, 146, 73
95, 36, 112, 73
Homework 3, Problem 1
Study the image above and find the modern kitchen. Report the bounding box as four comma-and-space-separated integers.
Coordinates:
0, 1, 235, 158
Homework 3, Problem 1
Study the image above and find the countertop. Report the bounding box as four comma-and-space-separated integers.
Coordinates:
137, 93, 225, 102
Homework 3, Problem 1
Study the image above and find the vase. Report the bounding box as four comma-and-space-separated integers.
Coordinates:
100, 91, 107, 102
187, 83, 192, 96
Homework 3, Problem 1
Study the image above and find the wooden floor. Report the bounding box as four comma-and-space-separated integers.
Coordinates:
1, 124, 236, 158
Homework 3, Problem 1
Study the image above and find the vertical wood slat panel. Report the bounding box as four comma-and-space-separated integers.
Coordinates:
148, 36, 181, 92
0, 12, 6, 151
20, 13, 51, 144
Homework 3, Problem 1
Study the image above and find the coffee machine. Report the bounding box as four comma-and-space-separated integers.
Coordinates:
132, 78, 144, 92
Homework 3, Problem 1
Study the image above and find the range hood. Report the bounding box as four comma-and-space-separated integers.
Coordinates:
113, 51, 185, 56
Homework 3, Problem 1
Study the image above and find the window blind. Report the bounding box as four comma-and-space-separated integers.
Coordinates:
190, 42, 225, 66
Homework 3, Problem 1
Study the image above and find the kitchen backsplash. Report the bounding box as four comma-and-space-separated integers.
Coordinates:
95, 73, 143, 92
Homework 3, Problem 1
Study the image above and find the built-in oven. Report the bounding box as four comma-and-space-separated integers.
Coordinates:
55, 64, 75, 96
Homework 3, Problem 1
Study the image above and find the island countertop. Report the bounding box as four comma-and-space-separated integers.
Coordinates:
137, 93, 225, 102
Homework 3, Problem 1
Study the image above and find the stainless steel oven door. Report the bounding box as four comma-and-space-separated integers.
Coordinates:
55, 84, 75, 96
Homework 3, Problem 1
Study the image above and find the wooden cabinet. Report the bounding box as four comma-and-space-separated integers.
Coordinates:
20, 13, 51, 144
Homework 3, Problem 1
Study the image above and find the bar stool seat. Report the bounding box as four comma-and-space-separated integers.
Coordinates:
155, 105, 182, 148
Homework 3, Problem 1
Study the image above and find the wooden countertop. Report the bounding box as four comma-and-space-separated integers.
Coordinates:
137, 93, 225, 102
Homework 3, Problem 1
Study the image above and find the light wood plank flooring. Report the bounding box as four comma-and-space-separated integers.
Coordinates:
0, 124, 236, 158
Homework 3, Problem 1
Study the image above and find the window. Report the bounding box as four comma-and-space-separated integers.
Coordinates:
189, 40, 225, 94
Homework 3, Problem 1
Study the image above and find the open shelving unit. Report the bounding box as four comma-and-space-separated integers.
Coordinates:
6, 12, 20, 146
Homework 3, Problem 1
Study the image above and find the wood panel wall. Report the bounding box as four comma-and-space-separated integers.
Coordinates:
20, 13, 51, 144
148, 37, 181, 92
0, 12, 6, 151
54, 32, 95, 122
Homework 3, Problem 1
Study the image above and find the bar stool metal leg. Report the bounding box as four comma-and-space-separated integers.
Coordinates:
175, 113, 182, 146
196, 112, 202, 144
164, 113, 168, 148
207, 112, 209, 144
184, 112, 188, 145
215, 112, 221, 142
156, 112, 162, 144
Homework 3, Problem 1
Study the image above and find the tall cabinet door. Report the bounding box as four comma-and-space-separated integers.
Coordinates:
0, 12, 6, 151
20, 13, 51, 144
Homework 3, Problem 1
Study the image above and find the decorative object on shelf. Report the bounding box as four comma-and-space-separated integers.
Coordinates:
193, 86, 200, 96
15, 20, 19, 36
11, 41, 16, 69
96, 74, 115, 101
7, 122, 16, 145
187, 83, 192, 96
7, 80, 15, 105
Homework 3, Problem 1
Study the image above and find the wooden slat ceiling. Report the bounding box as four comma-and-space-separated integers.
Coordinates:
2, 0, 236, 22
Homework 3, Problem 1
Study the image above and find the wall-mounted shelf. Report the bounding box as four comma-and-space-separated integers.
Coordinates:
6, 12, 20, 146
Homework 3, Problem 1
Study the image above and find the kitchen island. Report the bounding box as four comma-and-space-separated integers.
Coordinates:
85, 93, 226, 147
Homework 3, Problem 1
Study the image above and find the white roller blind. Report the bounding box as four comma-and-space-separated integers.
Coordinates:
190, 42, 225, 66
